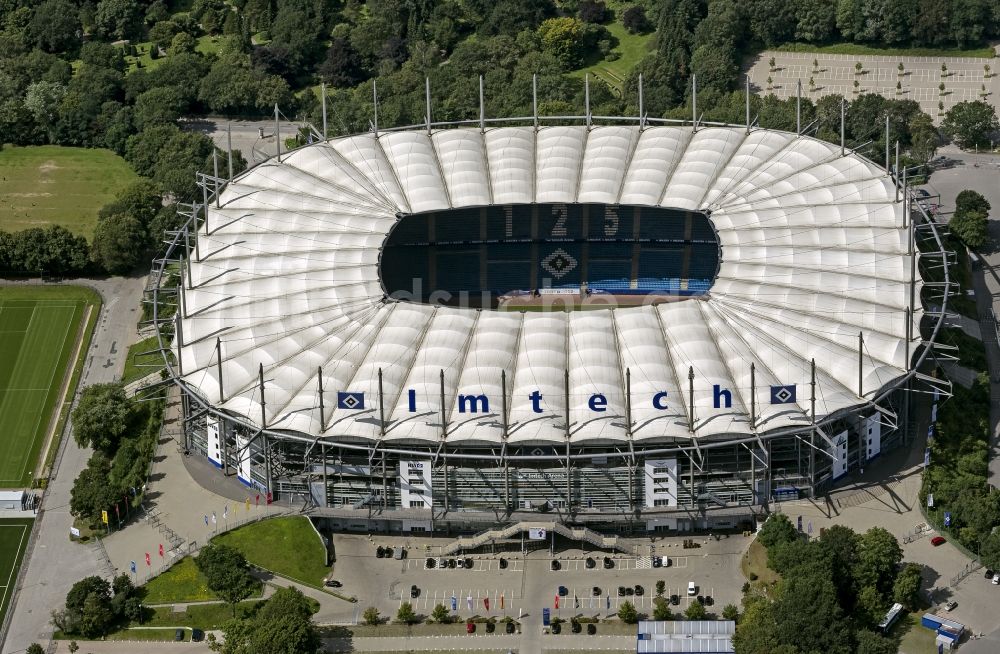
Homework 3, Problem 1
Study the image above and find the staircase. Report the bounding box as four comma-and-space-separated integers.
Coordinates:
441, 521, 630, 555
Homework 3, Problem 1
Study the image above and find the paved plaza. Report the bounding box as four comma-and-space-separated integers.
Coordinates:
747, 50, 1000, 124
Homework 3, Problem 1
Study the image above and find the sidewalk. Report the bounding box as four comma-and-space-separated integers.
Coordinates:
100, 385, 285, 586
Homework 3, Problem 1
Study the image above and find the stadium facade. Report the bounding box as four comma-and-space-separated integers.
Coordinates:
152, 101, 949, 535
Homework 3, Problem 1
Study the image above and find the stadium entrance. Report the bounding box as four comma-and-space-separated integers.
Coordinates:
379, 204, 720, 308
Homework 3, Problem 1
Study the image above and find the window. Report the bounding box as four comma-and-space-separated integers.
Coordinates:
653, 498, 672, 507
409, 500, 426, 508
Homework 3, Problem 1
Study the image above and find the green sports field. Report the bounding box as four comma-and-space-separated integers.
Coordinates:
0, 518, 32, 630
0, 286, 96, 487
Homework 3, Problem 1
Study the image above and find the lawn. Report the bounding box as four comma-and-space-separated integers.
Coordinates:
212, 516, 330, 588
0, 145, 139, 239
122, 335, 167, 385
773, 42, 995, 59
896, 612, 937, 654
141, 555, 264, 604
740, 540, 782, 589
570, 23, 654, 95
0, 286, 98, 486
0, 518, 33, 631
124, 35, 221, 72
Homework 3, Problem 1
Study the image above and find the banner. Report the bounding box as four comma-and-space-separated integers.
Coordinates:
528, 528, 546, 540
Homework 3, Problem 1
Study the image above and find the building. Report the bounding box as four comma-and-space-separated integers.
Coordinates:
149, 102, 949, 535
637, 620, 735, 653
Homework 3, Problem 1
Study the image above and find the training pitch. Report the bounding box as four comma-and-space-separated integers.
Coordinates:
0, 518, 32, 633
0, 287, 95, 487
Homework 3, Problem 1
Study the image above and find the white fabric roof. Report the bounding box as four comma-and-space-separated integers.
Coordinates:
176, 125, 921, 446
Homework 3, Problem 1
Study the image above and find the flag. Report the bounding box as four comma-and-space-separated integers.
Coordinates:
255, 493, 260, 506
554, 595, 559, 609
484, 597, 490, 611
266, 492, 273, 505
130, 561, 136, 574
145, 552, 151, 566
606, 595, 611, 610
466, 596, 473, 610
101, 510, 108, 525
500, 594, 504, 610
245, 497, 251, 511
115, 503, 120, 517
337, 391, 365, 410
212, 512, 217, 524
204, 515, 209, 526
223, 505, 228, 520
159, 543, 164, 557
770, 384, 796, 404
451, 595, 457, 611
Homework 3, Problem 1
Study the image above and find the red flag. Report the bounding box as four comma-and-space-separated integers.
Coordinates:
500, 594, 504, 609
484, 597, 490, 611
159, 543, 164, 558
255, 493, 260, 506
114, 504, 120, 517
145, 552, 151, 566
554, 595, 559, 609
266, 491, 273, 505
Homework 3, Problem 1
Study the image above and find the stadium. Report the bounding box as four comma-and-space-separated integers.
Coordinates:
152, 97, 948, 536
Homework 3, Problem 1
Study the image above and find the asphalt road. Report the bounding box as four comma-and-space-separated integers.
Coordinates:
181, 118, 303, 166
1, 275, 146, 654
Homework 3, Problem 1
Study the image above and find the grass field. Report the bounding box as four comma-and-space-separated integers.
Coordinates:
0, 518, 33, 631
0, 286, 98, 486
141, 556, 262, 604
0, 145, 139, 239
212, 516, 330, 588
570, 23, 654, 95
122, 335, 166, 385
773, 41, 996, 59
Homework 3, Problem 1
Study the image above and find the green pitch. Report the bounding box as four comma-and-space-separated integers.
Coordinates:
0, 518, 32, 630
0, 287, 92, 486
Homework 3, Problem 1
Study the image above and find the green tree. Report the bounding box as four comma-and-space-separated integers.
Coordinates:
69, 453, 118, 523
794, 0, 837, 42
980, 530, 1000, 571
817, 524, 859, 607
537, 17, 585, 68
652, 597, 673, 620
431, 603, 450, 623
856, 629, 897, 654
892, 563, 923, 611
30, 0, 81, 53
396, 602, 418, 624
656, 580, 666, 596
79, 593, 115, 637
64, 576, 114, 637
684, 600, 707, 620
212, 588, 320, 654
26, 644, 45, 654
942, 100, 999, 149
363, 607, 380, 625
133, 86, 186, 131
195, 544, 258, 617
855, 527, 903, 596
722, 603, 739, 621
731, 596, 779, 654
950, 207, 989, 248
757, 514, 798, 548
854, 584, 886, 628
94, 0, 143, 40
956, 189, 992, 216
618, 600, 638, 623
99, 180, 163, 228
772, 564, 853, 654
91, 213, 147, 274
71, 383, 132, 452
622, 6, 651, 34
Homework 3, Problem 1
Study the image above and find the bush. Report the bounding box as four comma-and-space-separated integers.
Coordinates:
396, 602, 418, 624
617, 600, 638, 624
430, 603, 450, 623
622, 6, 651, 34
684, 600, 707, 620
656, 580, 666, 596
363, 607, 380, 625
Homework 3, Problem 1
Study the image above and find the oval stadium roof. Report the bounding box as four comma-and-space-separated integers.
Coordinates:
175, 124, 921, 447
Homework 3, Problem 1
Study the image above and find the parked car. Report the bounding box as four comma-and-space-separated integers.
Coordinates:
558, 585, 568, 597
617, 586, 626, 597
585, 557, 596, 569
324, 579, 343, 588
505, 621, 516, 633
410, 584, 419, 598
425, 557, 436, 569
551, 622, 561, 634
384, 547, 394, 558
931, 536, 946, 546
457, 558, 466, 569
688, 582, 697, 596
662, 556, 672, 567
993, 573, 1000, 585
634, 585, 644, 596
603, 557, 614, 569
464, 558, 473, 569
984, 568, 995, 579
447, 558, 456, 569
551, 560, 561, 571
652, 556, 662, 568
943, 601, 957, 611
466, 622, 475, 634
499, 558, 508, 569
394, 547, 406, 560
191, 629, 204, 642
376, 546, 385, 558
592, 586, 602, 596
670, 594, 679, 606
174, 629, 185, 642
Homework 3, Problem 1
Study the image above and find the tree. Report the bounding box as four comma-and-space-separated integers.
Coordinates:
621, 6, 651, 34
133, 86, 186, 130
98, 180, 163, 228
64, 576, 114, 637
942, 100, 999, 149
652, 597, 673, 620
318, 38, 365, 88
212, 587, 320, 654
956, 189, 991, 216
794, 0, 836, 42
195, 544, 258, 616
618, 600, 638, 624
363, 607, 380, 625
854, 584, 886, 628
950, 206, 989, 248
722, 603, 739, 621
856, 629, 897, 654
69, 453, 118, 523
431, 603, 450, 623
892, 563, 923, 611
396, 602, 418, 624
94, 0, 143, 40
772, 565, 853, 654
26, 644, 45, 654
79, 593, 115, 637
91, 213, 147, 274
757, 514, 798, 548
537, 17, 585, 68
747, 0, 795, 46
980, 530, 1000, 571
30, 0, 81, 54
684, 600, 707, 620
578, 0, 607, 24
855, 527, 903, 597
71, 383, 132, 452
656, 580, 666, 596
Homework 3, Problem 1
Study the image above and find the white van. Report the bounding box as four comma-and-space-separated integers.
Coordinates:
688, 581, 697, 596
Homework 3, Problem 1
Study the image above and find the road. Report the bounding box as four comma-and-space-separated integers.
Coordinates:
181, 118, 303, 167
1, 275, 146, 654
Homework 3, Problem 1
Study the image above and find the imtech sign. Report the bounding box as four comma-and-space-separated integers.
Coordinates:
337, 384, 798, 414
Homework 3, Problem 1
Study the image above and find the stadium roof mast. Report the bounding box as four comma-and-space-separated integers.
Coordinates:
372, 80, 379, 136
796, 79, 802, 134
638, 73, 645, 130
321, 82, 328, 139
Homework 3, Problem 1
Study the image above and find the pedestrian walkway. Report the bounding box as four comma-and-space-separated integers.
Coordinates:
101, 386, 285, 586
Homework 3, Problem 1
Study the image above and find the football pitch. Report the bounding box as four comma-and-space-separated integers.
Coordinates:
0, 518, 32, 631
0, 287, 96, 487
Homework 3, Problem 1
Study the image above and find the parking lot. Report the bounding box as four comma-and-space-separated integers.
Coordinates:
332, 533, 745, 621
